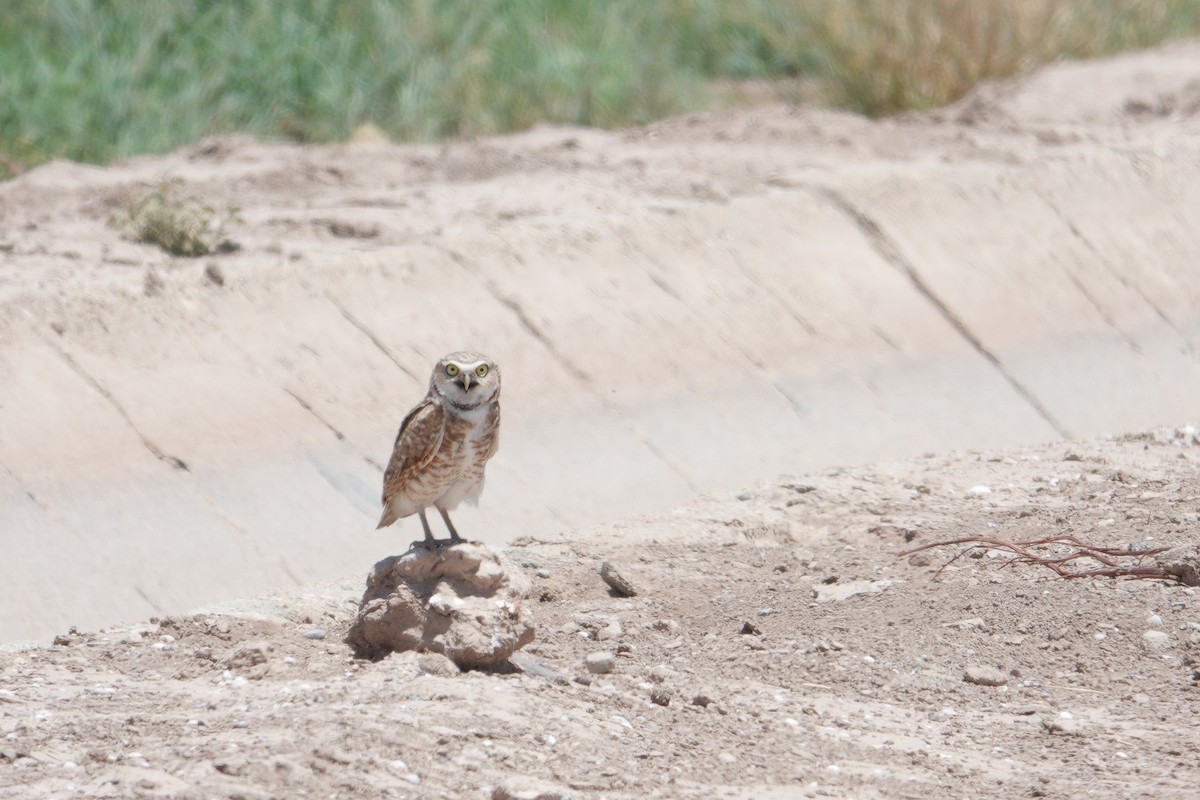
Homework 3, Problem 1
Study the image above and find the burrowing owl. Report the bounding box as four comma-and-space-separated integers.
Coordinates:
377, 352, 501, 547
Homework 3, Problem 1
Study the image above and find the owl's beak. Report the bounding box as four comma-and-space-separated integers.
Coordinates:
459, 372, 473, 391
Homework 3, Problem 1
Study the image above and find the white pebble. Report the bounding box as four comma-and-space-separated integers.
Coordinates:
404, 773, 420, 785
1094, 633, 1106, 641
967, 485, 992, 496
1146, 614, 1163, 627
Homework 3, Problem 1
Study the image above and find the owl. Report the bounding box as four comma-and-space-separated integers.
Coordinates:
377, 352, 501, 547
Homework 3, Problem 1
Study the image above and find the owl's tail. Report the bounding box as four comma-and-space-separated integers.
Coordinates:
376, 506, 398, 529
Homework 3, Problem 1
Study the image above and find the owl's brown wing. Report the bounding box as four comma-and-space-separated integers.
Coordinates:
483, 400, 501, 461
379, 398, 445, 510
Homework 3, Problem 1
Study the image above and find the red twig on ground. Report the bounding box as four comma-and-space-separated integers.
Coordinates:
898, 534, 1183, 583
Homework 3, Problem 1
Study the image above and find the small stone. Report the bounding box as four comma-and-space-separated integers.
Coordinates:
967, 485, 992, 496
1146, 614, 1163, 627
585, 652, 616, 674
510, 653, 568, 685
214, 758, 245, 776
222, 642, 272, 670
599, 562, 637, 597
1042, 715, 1085, 736
649, 687, 671, 707
303, 629, 327, 640
739, 622, 761, 636
964, 666, 1008, 687
492, 776, 570, 800
691, 693, 713, 708
595, 621, 623, 641
942, 617, 986, 630
143, 268, 164, 296
1142, 630, 1171, 649
204, 262, 226, 287
416, 652, 461, 677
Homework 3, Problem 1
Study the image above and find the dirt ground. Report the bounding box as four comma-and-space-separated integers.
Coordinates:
3, 428, 1199, 799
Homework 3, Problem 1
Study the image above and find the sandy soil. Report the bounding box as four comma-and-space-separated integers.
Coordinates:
3, 428, 1199, 799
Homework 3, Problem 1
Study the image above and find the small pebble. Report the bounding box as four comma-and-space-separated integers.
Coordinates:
303, 629, 327, 640
1143, 630, 1171, 649
585, 652, 616, 675
599, 562, 637, 597
1146, 614, 1163, 627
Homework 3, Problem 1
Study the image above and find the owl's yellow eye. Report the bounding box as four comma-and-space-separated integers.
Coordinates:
445, 364, 460, 377
475, 365, 489, 378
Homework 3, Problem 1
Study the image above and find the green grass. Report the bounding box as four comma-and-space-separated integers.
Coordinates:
2, 0, 1199, 177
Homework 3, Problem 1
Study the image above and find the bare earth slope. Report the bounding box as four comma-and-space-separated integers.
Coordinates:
2, 429, 1199, 799
3, 42, 1200, 640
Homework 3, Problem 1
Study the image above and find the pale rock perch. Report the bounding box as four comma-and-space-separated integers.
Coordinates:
377, 351, 501, 547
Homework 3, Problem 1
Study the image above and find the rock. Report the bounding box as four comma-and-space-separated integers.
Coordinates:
492, 776, 570, 800
303, 628, 327, 640
813, 579, 894, 604
345, 543, 534, 667
649, 686, 671, 706
1154, 545, 1200, 586
416, 652, 461, 676
222, 642, 272, 671
963, 666, 1008, 687
584, 652, 616, 674
595, 620, 623, 641
599, 561, 637, 597
691, 693, 714, 707
1142, 630, 1171, 650
942, 617, 986, 630
509, 652, 569, 685
1042, 715, 1085, 736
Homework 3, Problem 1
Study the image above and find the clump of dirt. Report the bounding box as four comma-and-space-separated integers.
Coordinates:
346, 543, 535, 666
2, 428, 1198, 799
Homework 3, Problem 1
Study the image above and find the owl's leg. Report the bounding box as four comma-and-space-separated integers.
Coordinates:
416, 509, 438, 547
437, 508, 464, 543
